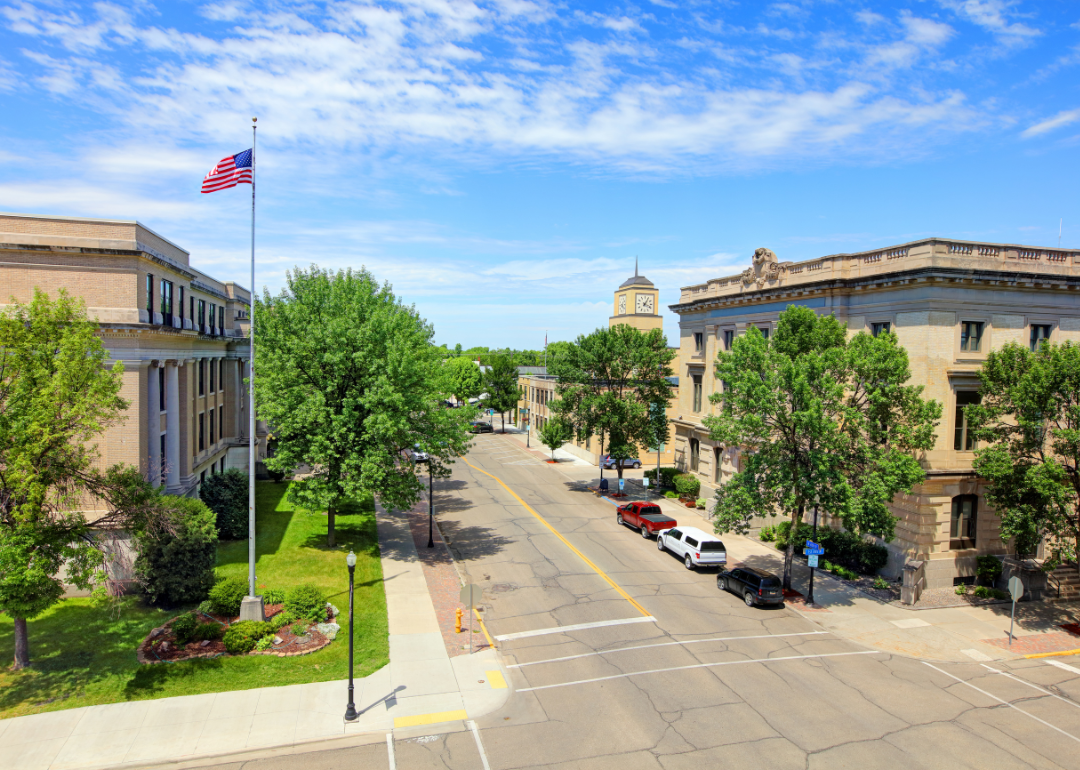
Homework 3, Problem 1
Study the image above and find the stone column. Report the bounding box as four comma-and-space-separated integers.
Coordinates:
166, 360, 181, 491
235, 359, 244, 438
147, 361, 161, 487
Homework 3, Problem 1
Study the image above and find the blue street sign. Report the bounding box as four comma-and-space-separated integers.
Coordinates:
808, 555, 819, 568
619, 479, 625, 491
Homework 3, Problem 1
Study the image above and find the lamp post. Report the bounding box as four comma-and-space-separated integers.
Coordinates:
426, 458, 434, 549
344, 550, 357, 721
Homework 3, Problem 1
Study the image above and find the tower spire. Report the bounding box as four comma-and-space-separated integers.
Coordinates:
635, 256, 638, 277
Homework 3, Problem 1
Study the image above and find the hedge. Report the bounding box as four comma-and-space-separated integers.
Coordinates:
773, 520, 888, 576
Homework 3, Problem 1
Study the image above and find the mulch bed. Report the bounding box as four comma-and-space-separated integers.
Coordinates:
137, 604, 333, 665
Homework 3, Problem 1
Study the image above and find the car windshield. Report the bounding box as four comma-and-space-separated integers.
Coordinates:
700, 542, 726, 552
760, 576, 781, 587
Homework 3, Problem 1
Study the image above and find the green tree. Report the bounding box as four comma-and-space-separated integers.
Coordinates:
551, 324, 675, 481
539, 416, 573, 461
967, 341, 1080, 571
706, 306, 940, 588
443, 355, 483, 408
0, 290, 163, 668
199, 468, 248, 539
134, 495, 218, 607
483, 353, 521, 432
254, 266, 474, 547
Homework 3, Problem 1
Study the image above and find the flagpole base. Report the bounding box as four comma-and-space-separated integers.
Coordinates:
240, 596, 265, 622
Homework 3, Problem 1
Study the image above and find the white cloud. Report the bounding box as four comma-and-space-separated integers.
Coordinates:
937, 0, 1040, 44
1021, 109, 1080, 139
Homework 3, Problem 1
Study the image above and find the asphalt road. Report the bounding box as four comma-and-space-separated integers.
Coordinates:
198, 435, 1080, 770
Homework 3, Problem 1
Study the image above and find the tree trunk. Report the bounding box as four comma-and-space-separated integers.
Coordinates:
327, 504, 336, 548
13, 618, 29, 669
782, 504, 803, 591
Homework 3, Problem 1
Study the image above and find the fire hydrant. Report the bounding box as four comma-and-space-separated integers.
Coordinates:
455, 607, 463, 633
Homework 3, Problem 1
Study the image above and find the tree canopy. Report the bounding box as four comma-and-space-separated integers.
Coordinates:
968, 341, 1080, 569
254, 266, 474, 546
0, 289, 163, 668
442, 355, 484, 407
539, 416, 573, 461
705, 306, 940, 588
550, 324, 675, 480
483, 353, 520, 432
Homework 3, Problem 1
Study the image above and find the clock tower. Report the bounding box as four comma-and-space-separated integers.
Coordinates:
610, 258, 662, 333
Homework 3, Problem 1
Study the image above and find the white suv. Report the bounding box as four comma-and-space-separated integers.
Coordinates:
657, 527, 727, 571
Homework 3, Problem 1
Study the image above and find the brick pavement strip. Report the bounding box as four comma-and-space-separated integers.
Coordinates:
981, 630, 1080, 655
402, 502, 489, 658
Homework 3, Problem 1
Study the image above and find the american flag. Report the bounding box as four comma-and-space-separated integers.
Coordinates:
201, 149, 253, 193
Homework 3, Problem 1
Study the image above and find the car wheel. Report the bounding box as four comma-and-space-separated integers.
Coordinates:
640, 525, 650, 539
617, 513, 624, 526
717, 576, 728, 593
657, 537, 665, 552
744, 591, 755, 607
634, 462, 641, 468
684, 554, 695, 571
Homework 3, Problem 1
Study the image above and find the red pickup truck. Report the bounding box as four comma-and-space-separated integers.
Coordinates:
616, 501, 678, 539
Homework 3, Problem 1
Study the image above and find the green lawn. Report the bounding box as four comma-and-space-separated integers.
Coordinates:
0, 482, 388, 720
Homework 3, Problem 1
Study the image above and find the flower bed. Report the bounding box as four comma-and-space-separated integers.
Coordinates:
137, 602, 340, 665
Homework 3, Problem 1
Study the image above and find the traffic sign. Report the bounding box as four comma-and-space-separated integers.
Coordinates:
808, 555, 819, 568
1008, 576, 1024, 602
619, 478, 625, 491
803, 547, 824, 556
459, 584, 483, 606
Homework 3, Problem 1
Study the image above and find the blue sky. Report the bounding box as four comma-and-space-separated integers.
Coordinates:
1, 0, 1078, 348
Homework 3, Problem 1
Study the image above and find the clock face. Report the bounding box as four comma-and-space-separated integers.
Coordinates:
618, 294, 627, 315
636, 293, 654, 314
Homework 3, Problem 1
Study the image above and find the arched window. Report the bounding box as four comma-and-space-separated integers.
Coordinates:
950, 495, 977, 549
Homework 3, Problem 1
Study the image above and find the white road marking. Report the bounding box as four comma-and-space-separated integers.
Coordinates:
495, 616, 658, 642
468, 720, 492, 770
1047, 659, 1080, 675
924, 662, 1080, 745
981, 664, 1080, 711
508, 631, 830, 668
518, 650, 883, 692
386, 733, 396, 770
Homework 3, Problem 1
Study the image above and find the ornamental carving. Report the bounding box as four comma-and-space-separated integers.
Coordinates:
741, 247, 784, 288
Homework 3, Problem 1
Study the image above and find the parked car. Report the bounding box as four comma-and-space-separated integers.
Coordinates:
470, 421, 494, 434
601, 455, 642, 469
404, 444, 429, 462
616, 502, 677, 539
656, 527, 727, 570
718, 566, 784, 607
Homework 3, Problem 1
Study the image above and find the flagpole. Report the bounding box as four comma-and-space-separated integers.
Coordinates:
248, 117, 258, 604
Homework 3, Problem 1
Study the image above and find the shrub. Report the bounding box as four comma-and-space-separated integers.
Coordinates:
856, 543, 889, 575
759, 526, 776, 542
171, 613, 199, 645
976, 555, 1003, 587
195, 622, 225, 642
134, 496, 218, 607
955, 584, 968, 596
197, 600, 213, 614
644, 467, 683, 489
695, 498, 707, 510
209, 577, 248, 617
873, 576, 890, 590
973, 586, 1010, 601
263, 588, 285, 605
664, 491, 678, 499
255, 636, 274, 652
270, 610, 296, 631
675, 474, 701, 499
286, 584, 326, 623
199, 468, 249, 540
223, 620, 273, 654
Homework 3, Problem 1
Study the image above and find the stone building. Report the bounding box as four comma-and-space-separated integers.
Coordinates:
670, 239, 1080, 588
0, 211, 266, 512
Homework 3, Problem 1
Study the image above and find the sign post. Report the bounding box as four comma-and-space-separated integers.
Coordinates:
1008, 576, 1024, 646
459, 584, 484, 654
803, 538, 825, 605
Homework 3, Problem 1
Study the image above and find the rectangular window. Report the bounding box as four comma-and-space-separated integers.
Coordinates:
950, 495, 977, 549
198, 299, 206, 326
1030, 324, 1052, 351
723, 330, 734, 351
158, 367, 165, 411
209, 410, 215, 445
179, 287, 185, 321
209, 304, 217, 334
219, 405, 224, 440
160, 279, 173, 318
160, 434, 166, 483
960, 321, 984, 352
690, 438, 700, 472
199, 413, 205, 450
219, 360, 225, 391
760, 327, 770, 341
146, 274, 154, 317
199, 360, 205, 396
871, 322, 891, 337
714, 446, 722, 483
953, 391, 981, 451
694, 332, 704, 353
692, 374, 703, 413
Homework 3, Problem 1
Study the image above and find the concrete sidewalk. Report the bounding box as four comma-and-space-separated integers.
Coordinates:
1, 507, 510, 770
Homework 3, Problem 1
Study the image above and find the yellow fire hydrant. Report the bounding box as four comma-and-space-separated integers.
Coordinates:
455, 607, 463, 633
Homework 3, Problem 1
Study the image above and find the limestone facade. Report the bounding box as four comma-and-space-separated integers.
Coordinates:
669, 238, 1080, 588
0, 212, 267, 513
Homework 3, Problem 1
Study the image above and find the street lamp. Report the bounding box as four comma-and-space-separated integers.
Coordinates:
344, 550, 358, 722
426, 458, 434, 549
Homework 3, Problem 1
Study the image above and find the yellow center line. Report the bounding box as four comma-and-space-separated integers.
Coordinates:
474, 607, 496, 649
460, 456, 651, 618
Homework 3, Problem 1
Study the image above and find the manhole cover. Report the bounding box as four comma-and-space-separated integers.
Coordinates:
491, 584, 516, 593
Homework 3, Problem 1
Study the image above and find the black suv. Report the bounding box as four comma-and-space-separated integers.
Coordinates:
470, 421, 494, 434
718, 566, 784, 607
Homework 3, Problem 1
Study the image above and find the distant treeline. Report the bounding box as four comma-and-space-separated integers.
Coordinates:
435, 342, 572, 367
